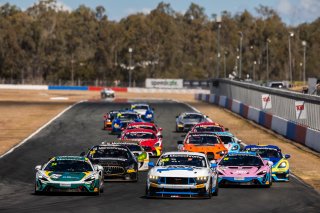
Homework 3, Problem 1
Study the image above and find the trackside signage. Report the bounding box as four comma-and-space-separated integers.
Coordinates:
295, 101, 307, 119
146, 78, 183, 89
261, 94, 272, 110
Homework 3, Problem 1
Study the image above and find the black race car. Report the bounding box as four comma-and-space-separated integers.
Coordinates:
83, 144, 138, 182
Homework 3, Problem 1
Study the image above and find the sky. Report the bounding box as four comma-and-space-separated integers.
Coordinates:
1, 0, 320, 26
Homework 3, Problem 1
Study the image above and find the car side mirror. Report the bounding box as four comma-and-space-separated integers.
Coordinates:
225, 128, 229, 131
177, 141, 183, 145
158, 128, 163, 131
148, 162, 155, 167
210, 163, 217, 168
80, 152, 86, 156
267, 161, 273, 166
94, 165, 104, 171
285, 154, 291, 159
35, 165, 42, 170
158, 135, 163, 138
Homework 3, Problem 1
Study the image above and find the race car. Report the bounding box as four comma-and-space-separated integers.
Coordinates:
125, 122, 163, 137
111, 110, 142, 134
34, 156, 104, 195
213, 132, 241, 153
217, 152, 273, 187
131, 103, 155, 122
84, 144, 139, 181
243, 145, 290, 181
103, 110, 121, 130
100, 87, 115, 98
190, 122, 228, 133
102, 141, 149, 171
146, 152, 218, 198
176, 112, 211, 132
120, 129, 162, 157
178, 132, 228, 160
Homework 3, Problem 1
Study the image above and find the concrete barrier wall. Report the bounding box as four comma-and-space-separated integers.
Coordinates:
196, 93, 320, 152
0, 84, 48, 90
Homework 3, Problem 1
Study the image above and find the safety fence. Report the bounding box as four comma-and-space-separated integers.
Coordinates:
195, 92, 320, 152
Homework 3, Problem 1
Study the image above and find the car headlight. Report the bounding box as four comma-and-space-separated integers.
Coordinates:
231, 145, 239, 151
84, 175, 95, 183
196, 176, 209, 184
257, 170, 267, 175
217, 151, 226, 156
278, 162, 287, 168
146, 114, 152, 118
114, 123, 120, 128
38, 175, 49, 182
148, 175, 159, 183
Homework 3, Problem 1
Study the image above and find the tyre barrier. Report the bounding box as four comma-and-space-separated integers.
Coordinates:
195, 93, 320, 152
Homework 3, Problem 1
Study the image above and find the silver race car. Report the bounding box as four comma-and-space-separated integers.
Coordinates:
176, 112, 211, 132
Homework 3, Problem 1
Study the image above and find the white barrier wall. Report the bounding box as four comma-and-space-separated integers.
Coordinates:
219, 96, 227, 107
306, 129, 320, 152
128, 87, 210, 94
271, 115, 289, 136
231, 100, 241, 114
0, 84, 48, 90
248, 107, 260, 124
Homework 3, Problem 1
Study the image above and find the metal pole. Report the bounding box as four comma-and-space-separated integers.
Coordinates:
217, 23, 221, 78
288, 33, 294, 85
253, 61, 256, 82
128, 48, 132, 87
71, 53, 74, 86
224, 52, 226, 78
239, 32, 243, 79
302, 41, 307, 85
266, 40, 269, 83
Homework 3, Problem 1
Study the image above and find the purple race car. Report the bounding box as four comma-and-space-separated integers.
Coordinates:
217, 152, 273, 187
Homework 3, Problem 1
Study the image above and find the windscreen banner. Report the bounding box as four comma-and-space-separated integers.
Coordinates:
145, 78, 183, 89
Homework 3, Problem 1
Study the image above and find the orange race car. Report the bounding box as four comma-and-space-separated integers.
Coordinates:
190, 122, 228, 133
178, 132, 228, 160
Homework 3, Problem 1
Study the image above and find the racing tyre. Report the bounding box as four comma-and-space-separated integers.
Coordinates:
206, 180, 212, 199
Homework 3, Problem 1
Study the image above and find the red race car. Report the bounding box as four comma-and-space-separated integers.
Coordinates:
190, 122, 228, 133
120, 129, 162, 157
125, 122, 163, 137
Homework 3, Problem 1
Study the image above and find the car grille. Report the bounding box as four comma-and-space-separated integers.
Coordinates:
275, 174, 287, 179
103, 166, 125, 175
159, 177, 196, 185
184, 124, 194, 130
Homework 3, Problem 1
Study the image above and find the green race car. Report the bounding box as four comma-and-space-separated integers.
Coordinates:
34, 156, 104, 195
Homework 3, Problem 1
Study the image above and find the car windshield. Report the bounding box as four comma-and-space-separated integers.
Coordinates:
132, 105, 149, 110
188, 134, 219, 145
157, 154, 207, 167
125, 144, 143, 151
128, 125, 156, 131
219, 136, 236, 144
118, 113, 138, 121
183, 114, 203, 120
44, 160, 93, 172
88, 146, 131, 159
219, 155, 264, 166
124, 132, 156, 139
247, 149, 282, 158
194, 126, 223, 132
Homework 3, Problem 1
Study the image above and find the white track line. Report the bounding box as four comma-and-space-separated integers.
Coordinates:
0, 101, 85, 159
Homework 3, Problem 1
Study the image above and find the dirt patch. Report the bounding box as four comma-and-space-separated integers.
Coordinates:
0, 89, 319, 191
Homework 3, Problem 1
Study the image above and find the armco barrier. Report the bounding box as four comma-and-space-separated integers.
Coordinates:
196, 93, 320, 152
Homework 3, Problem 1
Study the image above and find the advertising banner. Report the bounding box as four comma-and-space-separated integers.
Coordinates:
261, 94, 272, 109
146, 78, 183, 89
295, 101, 307, 119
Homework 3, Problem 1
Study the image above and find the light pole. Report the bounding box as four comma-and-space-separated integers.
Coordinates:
266, 39, 271, 83
288, 32, 294, 85
224, 51, 228, 78
216, 16, 222, 78
71, 53, 75, 86
302, 40, 307, 85
239, 31, 243, 79
253, 61, 257, 82
128, 48, 133, 87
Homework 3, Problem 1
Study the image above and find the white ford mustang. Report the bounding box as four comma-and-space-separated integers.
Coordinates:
146, 152, 218, 198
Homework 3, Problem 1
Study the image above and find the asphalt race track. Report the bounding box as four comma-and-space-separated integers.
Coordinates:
0, 100, 319, 213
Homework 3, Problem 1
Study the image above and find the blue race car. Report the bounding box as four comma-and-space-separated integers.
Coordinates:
111, 110, 142, 134
130, 103, 154, 123
243, 145, 290, 181
214, 132, 241, 153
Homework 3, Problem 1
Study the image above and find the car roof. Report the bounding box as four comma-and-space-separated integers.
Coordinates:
131, 103, 149, 106
226, 151, 258, 156
195, 122, 221, 126
128, 122, 155, 126
161, 151, 207, 157
182, 112, 202, 115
